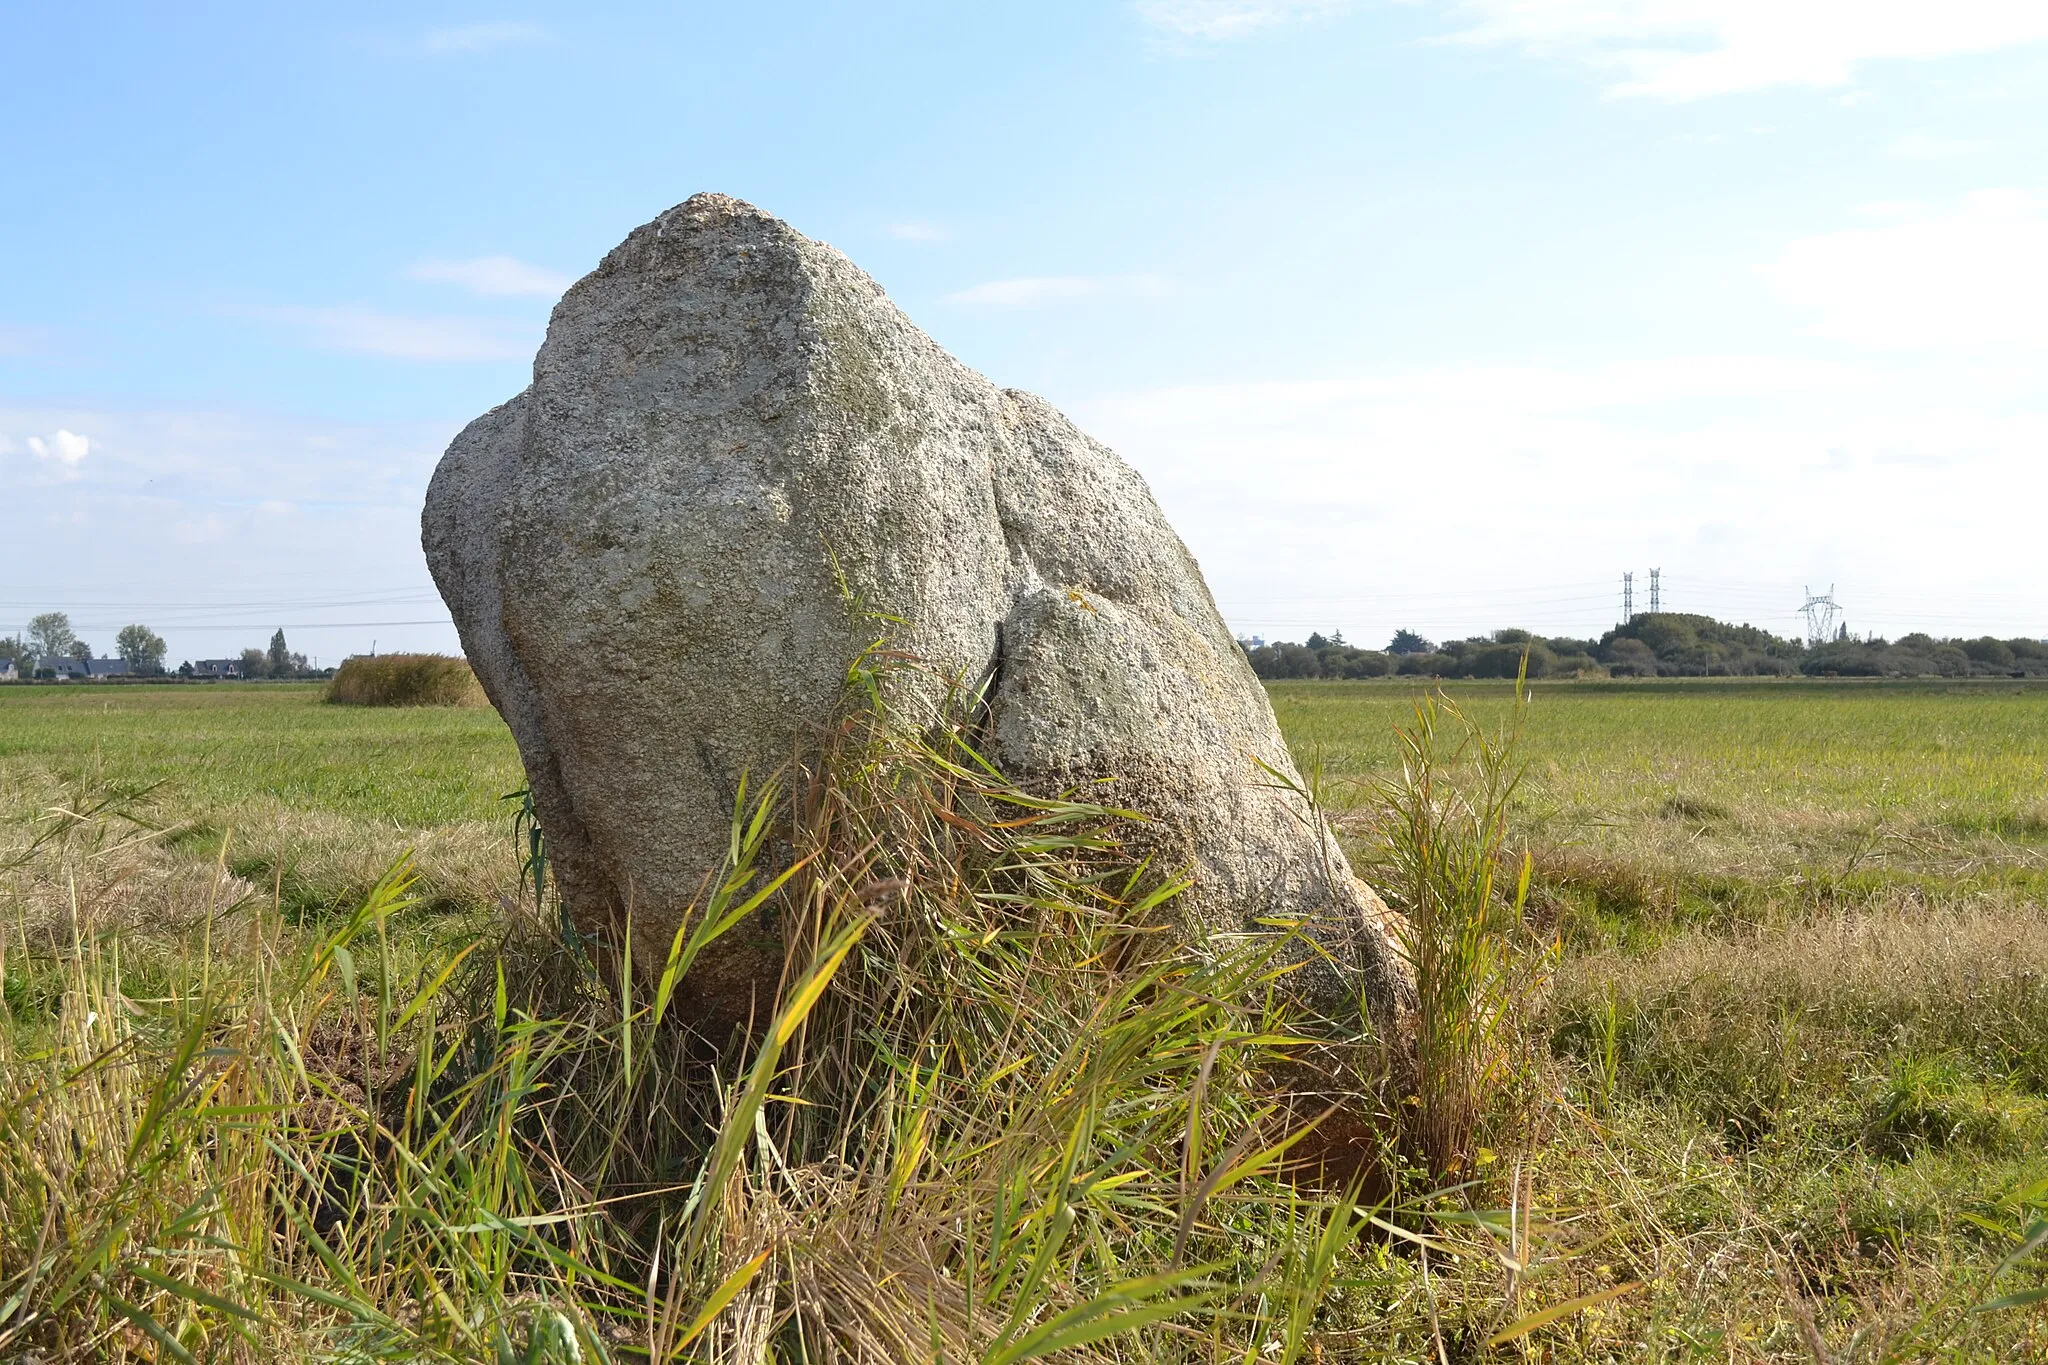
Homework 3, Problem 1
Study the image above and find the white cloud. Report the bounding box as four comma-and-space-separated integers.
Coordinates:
1097, 355, 1863, 421
1427, 1, 2048, 100
171, 514, 228, 545
407, 255, 573, 298
254, 306, 536, 361
422, 21, 550, 54
29, 429, 90, 467
887, 220, 948, 242
1073, 355, 2048, 643
1135, 0, 1355, 38
1851, 199, 1923, 218
0, 404, 466, 662
1764, 189, 2048, 348
1890, 131, 1985, 159
0, 405, 453, 509
17, 428, 91, 480
946, 274, 1173, 306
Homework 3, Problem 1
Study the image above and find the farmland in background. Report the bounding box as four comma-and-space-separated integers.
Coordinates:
2, 678, 2043, 1359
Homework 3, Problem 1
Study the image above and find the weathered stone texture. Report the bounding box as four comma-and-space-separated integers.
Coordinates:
424, 193, 1410, 1034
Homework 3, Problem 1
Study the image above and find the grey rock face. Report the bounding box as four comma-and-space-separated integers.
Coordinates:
424, 194, 1411, 1036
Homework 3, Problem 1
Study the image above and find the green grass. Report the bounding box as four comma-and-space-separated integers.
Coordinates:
2, 677, 2044, 1360
1275, 678, 2048, 835
1281, 679, 2048, 948
0, 682, 519, 827
0, 682, 523, 921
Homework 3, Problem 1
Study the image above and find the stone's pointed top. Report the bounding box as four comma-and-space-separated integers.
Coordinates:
670, 191, 770, 221
424, 197, 1412, 1037
635, 192, 784, 242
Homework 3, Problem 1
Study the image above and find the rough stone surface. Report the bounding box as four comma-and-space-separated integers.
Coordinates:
424, 193, 1411, 1036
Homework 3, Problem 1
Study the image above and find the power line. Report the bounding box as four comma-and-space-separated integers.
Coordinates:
59, 618, 455, 632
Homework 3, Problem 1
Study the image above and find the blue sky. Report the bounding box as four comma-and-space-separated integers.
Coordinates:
5, 1, 2046, 661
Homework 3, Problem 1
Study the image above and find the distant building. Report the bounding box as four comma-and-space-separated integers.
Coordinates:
85, 657, 131, 678
38, 656, 89, 680
0, 657, 16, 681
191, 658, 245, 680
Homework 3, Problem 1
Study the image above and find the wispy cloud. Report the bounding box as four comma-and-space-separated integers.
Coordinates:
1764, 189, 2048, 348
253, 305, 536, 361
172, 514, 229, 546
422, 21, 550, 54
887, 220, 948, 242
407, 255, 572, 298
11, 428, 92, 482
1890, 131, 1985, 160
1076, 355, 2048, 644
946, 274, 1173, 307
1134, 0, 1354, 40
1425, 1, 2048, 100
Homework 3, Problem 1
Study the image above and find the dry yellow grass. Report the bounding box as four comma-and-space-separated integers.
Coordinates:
3, 679, 2045, 1359
325, 653, 485, 707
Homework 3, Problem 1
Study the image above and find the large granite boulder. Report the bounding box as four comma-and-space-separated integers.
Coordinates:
424, 193, 1410, 1037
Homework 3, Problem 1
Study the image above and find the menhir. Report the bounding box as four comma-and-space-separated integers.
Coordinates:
423, 193, 1414, 1041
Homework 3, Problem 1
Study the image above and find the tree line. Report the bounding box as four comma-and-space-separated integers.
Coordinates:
1243, 614, 2048, 681
0, 612, 318, 679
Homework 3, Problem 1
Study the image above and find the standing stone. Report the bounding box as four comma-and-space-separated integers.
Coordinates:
424, 194, 1411, 1037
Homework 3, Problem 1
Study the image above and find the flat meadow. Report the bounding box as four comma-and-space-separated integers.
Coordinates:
1, 678, 2043, 1361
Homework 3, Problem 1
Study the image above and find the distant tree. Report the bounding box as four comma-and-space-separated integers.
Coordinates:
240, 647, 269, 680
1272, 642, 1323, 678
1387, 629, 1436, 655
1331, 648, 1392, 679
1395, 652, 1454, 677
28, 612, 75, 660
1803, 641, 1887, 677
1929, 645, 1971, 677
1600, 612, 1802, 676
116, 624, 168, 674
177, 660, 195, 677
1462, 642, 1551, 679
1962, 637, 2017, 669
267, 629, 292, 679
67, 639, 93, 663
1305, 632, 1331, 651
0, 635, 25, 665
1604, 638, 1659, 677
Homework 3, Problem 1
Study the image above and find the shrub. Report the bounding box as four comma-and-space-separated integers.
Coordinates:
325, 652, 485, 707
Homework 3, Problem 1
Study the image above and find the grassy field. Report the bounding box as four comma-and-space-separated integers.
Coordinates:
1, 678, 2043, 1360
1281, 680, 2048, 1358
0, 682, 521, 923
1277, 678, 2048, 938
